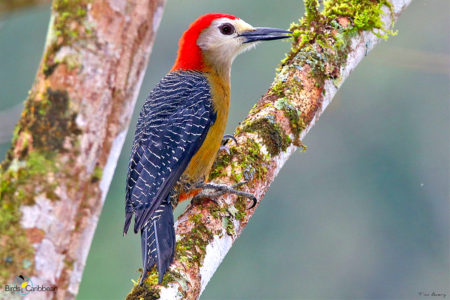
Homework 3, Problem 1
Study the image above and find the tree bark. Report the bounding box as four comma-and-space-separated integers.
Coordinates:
126, 0, 411, 299
0, 0, 166, 299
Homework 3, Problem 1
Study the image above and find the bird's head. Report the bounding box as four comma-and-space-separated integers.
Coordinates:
171, 13, 291, 78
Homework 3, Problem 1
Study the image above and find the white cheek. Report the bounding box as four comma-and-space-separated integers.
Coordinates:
239, 41, 258, 54
197, 20, 260, 70
198, 32, 242, 61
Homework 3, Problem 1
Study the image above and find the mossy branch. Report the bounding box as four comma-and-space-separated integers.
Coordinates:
0, 0, 166, 298
127, 0, 411, 299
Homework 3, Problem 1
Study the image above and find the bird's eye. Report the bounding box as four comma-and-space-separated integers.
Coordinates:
219, 23, 235, 35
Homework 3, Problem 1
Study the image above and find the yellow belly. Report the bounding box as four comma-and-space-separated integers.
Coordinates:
183, 72, 230, 181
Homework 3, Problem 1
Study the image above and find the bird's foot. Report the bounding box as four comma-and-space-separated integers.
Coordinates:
192, 181, 257, 209
219, 134, 238, 155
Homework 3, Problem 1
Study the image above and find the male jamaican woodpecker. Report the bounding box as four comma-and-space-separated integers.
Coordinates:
124, 13, 291, 284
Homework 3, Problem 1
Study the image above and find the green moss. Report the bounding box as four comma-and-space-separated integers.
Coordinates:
209, 150, 231, 181
280, 0, 396, 89
271, 81, 285, 97
126, 284, 160, 300
224, 217, 235, 236
0, 90, 77, 282
0, 145, 75, 282
43, 0, 93, 77
10, 88, 80, 158
234, 196, 248, 220
1, 152, 58, 205
0, 163, 34, 282
274, 98, 307, 147
241, 117, 291, 157
128, 266, 180, 298
324, 0, 396, 39
64, 258, 75, 272
274, 0, 398, 148
239, 138, 269, 181
208, 203, 229, 223
91, 166, 103, 182
160, 272, 176, 287
138, 267, 175, 288
304, 0, 320, 22
52, 0, 90, 42
27, 151, 57, 176
210, 145, 242, 182
211, 137, 269, 185
191, 213, 202, 224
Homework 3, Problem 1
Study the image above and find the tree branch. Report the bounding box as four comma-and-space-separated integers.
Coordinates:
0, 0, 166, 298
127, 0, 411, 299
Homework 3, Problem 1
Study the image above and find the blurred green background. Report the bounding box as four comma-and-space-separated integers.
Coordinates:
0, 0, 448, 299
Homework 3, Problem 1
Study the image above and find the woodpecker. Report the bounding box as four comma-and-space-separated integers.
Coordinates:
124, 13, 291, 285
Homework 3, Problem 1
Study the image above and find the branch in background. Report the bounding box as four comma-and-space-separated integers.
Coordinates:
0, 0, 166, 298
0, 0, 50, 16
127, 0, 411, 299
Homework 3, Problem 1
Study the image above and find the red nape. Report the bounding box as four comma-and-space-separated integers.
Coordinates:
171, 13, 238, 71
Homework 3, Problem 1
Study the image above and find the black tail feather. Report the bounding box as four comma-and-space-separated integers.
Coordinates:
139, 198, 175, 285
123, 212, 132, 235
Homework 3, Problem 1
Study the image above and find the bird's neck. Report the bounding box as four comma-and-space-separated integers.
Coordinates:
202, 51, 234, 81
205, 69, 230, 117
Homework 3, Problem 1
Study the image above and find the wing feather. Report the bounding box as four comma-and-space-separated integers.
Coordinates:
124, 71, 215, 234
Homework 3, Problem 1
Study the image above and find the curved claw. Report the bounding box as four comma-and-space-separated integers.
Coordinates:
232, 181, 258, 209
246, 194, 258, 210
222, 134, 238, 146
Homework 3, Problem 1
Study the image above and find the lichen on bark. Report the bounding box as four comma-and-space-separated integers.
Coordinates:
279, 0, 396, 92
0, 2, 87, 277
0, 86, 82, 285
43, 0, 93, 77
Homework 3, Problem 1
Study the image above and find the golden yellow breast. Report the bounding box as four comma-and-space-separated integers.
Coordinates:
183, 72, 230, 182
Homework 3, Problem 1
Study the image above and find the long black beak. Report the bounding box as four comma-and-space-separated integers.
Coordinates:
239, 27, 292, 43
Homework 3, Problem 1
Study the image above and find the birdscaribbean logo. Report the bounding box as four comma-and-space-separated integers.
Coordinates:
15, 275, 32, 295
3, 275, 57, 295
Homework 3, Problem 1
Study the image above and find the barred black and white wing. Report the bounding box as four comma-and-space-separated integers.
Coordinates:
124, 71, 215, 283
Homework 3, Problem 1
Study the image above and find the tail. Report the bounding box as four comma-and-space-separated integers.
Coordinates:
139, 198, 176, 285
